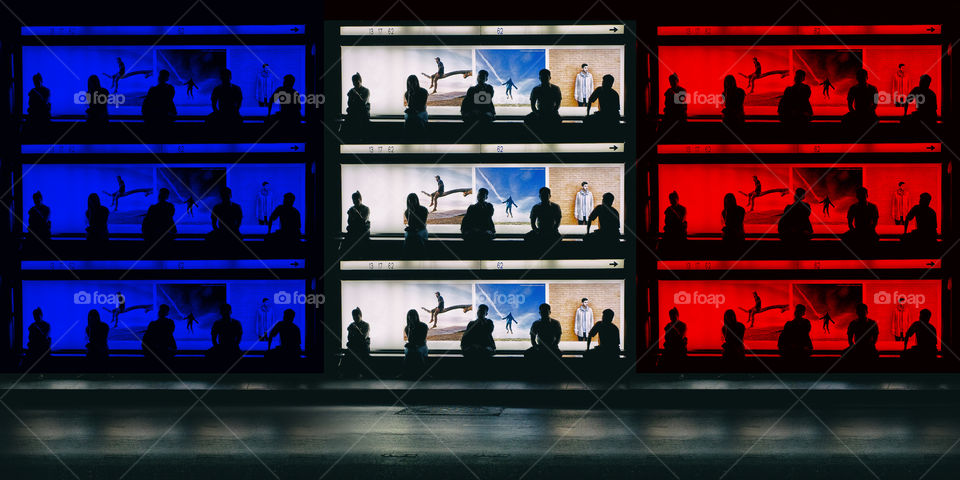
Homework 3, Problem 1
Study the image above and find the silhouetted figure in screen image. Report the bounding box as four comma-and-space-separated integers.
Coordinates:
903, 192, 938, 247
142, 188, 176, 246
584, 74, 621, 128
461, 304, 496, 367
778, 188, 813, 245
721, 309, 746, 364
721, 193, 746, 244
843, 187, 879, 248
525, 68, 562, 132
461, 187, 495, 247
208, 68, 243, 127
844, 303, 878, 364
584, 192, 620, 248
267, 308, 301, 361
27, 191, 51, 241
209, 187, 243, 244
662, 73, 687, 129
902, 308, 938, 363
85, 193, 110, 242
142, 304, 176, 365
23, 307, 51, 367
142, 69, 177, 125
721, 75, 745, 127
524, 187, 562, 250
342, 73, 370, 138
402, 309, 429, 379
268, 192, 301, 244
344, 191, 370, 250
26, 73, 51, 125
778, 304, 813, 363
660, 307, 688, 368
403, 193, 429, 257
842, 68, 879, 130
404, 75, 429, 133
207, 303, 243, 362
343, 307, 371, 378
777, 70, 812, 127
461, 69, 496, 127
85, 309, 109, 362
662, 191, 687, 244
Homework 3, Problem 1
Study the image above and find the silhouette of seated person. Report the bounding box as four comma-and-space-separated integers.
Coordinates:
208, 69, 243, 127
660, 307, 688, 364
721, 309, 746, 362
777, 69, 812, 127
842, 187, 879, 247
903, 74, 937, 126
344, 307, 371, 377
902, 308, 938, 362
461, 187, 495, 246
267, 308, 301, 360
344, 191, 370, 248
142, 188, 176, 246
84, 75, 111, 125
662, 73, 687, 128
207, 303, 243, 361
721, 193, 746, 244
461, 69, 496, 126
584, 74, 620, 127
585, 308, 620, 361
85, 193, 110, 242
525, 303, 562, 363
27, 191, 51, 241
142, 304, 177, 364
403, 193, 429, 256
662, 191, 687, 243
903, 192, 938, 246
142, 69, 177, 125
208, 187, 243, 243
402, 309, 429, 378
85, 309, 109, 361
584, 192, 620, 247
777, 304, 813, 361
404, 75, 429, 132
342, 73, 370, 136
268, 74, 302, 126
842, 68, 879, 129
721, 75, 745, 126
24, 307, 51, 366
777, 188, 813, 244
267, 192, 301, 243
461, 304, 496, 361
844, 303, 879, 363
26, 73, 51, 125
525, 68, 562, 130
524, 187, 562, 247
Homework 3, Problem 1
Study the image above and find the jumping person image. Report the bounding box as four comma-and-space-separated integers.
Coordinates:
502, 78, 517, 99
820, 312, 836, 334
819, 77, 836, 99
185, 196, 196, 217
740, 291, 790, 329
503, 313, 517, 334
184, 312, 197, 334
421, 291, 473, 329
738, 175, 789, 212
185, 78, 197, 98
502, 196, 518, 217
820, 195, 835, 217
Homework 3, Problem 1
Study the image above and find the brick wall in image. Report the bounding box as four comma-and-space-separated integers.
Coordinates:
548, 166, 623, 225
548, 47, 622, 108
550, 282, 622, 342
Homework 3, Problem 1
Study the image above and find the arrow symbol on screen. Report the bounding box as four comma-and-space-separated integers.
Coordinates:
926, 145, 936, 150
291, 145, 300, 151
609, 261, 618, 267
927, 261, 936, 266
927, 27, 936, 32
609, 27, 618, 32
291, 261, 300, 266
609, 145, 618, 151
291, 27, 300, 33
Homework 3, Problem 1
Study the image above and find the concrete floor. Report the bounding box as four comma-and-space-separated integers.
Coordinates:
3, 402, 960, 479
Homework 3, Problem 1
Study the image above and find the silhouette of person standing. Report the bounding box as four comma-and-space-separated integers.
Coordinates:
461, 187, 495, 245
142, 69, 176, 124
85, 193, 110, 242
84, 75, 111, 125
27, 191, 51, 241
662, 307, 688, 362
142, 188, 176, 245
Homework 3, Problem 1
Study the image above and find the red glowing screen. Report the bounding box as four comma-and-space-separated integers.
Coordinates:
658, 163, 941, 236
657, 45, 942, 117
659, 279, 941, 351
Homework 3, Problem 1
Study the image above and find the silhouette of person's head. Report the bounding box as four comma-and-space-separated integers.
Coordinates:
406, 75, 419, 92
283, 74, 295, 88
220, 187, 232, 203
668, 191, 679, 206
158, 304, 170, 318
856, 187, 868, 203
477, 188, 488, 203
538, 68, 551, 85
32, 191, 42, 206
406, 193, 420, 211
220, 303, 232, 318
220, 69, 232, 85
602, 192, 614, 206
919, 308, 932, 323
477, 304, 488, 319
87, 75, 101, 92
33, 73, 43, 87
794, 188, 806, 202
352, 73, 362, 88
919, 192, 932, 207
283, 308, 295, 322
158, 188, 170, 202
283, 192, 295, 206
352, 191, 362, 206
919, 74, 932, 89
723, 75, 737, 92
669, 307, 679, 322
352, 307, 362, 322
33, 307, 42, 322
88, 309, 100, 326
723, 192, 737, 211
794, 70, 806, 84
477, 70, 489, 85
158, 70, 170, 84
856, 302, 868, 319
793, 304, 805, 318
539, 303, 551, 319
602, 309, 614, 323
538, 186, 551, 203
856, 68, 868, 85
602, 74, 614, 89
668, 73, 679, 88
406, 309, 419, 327
87, 193, 101, 211
723, 309, 737, 326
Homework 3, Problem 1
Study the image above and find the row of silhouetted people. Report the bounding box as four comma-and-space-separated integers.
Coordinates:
663, 187, 937, 247
343, 187, 621, 256
342, 302, 621, 378
26, 187, 301, 244
660, 304, 939, 366
21, 305, 301, 367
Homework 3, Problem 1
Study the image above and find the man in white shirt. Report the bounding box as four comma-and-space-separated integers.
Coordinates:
574, 64, 594, 107
574, 298, 594, 341
575, 182, 595, 225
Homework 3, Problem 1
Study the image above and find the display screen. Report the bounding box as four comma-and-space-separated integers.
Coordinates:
340, 45, 625, 117
342, 163, 624, 235
657, 45, 941, 117
23, 45, 306, 117
659, 279, 940, 351
342, 279, 624, 351
22, 163, 305, 236
658, 163, 940, 236
21, 279, 309, 352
